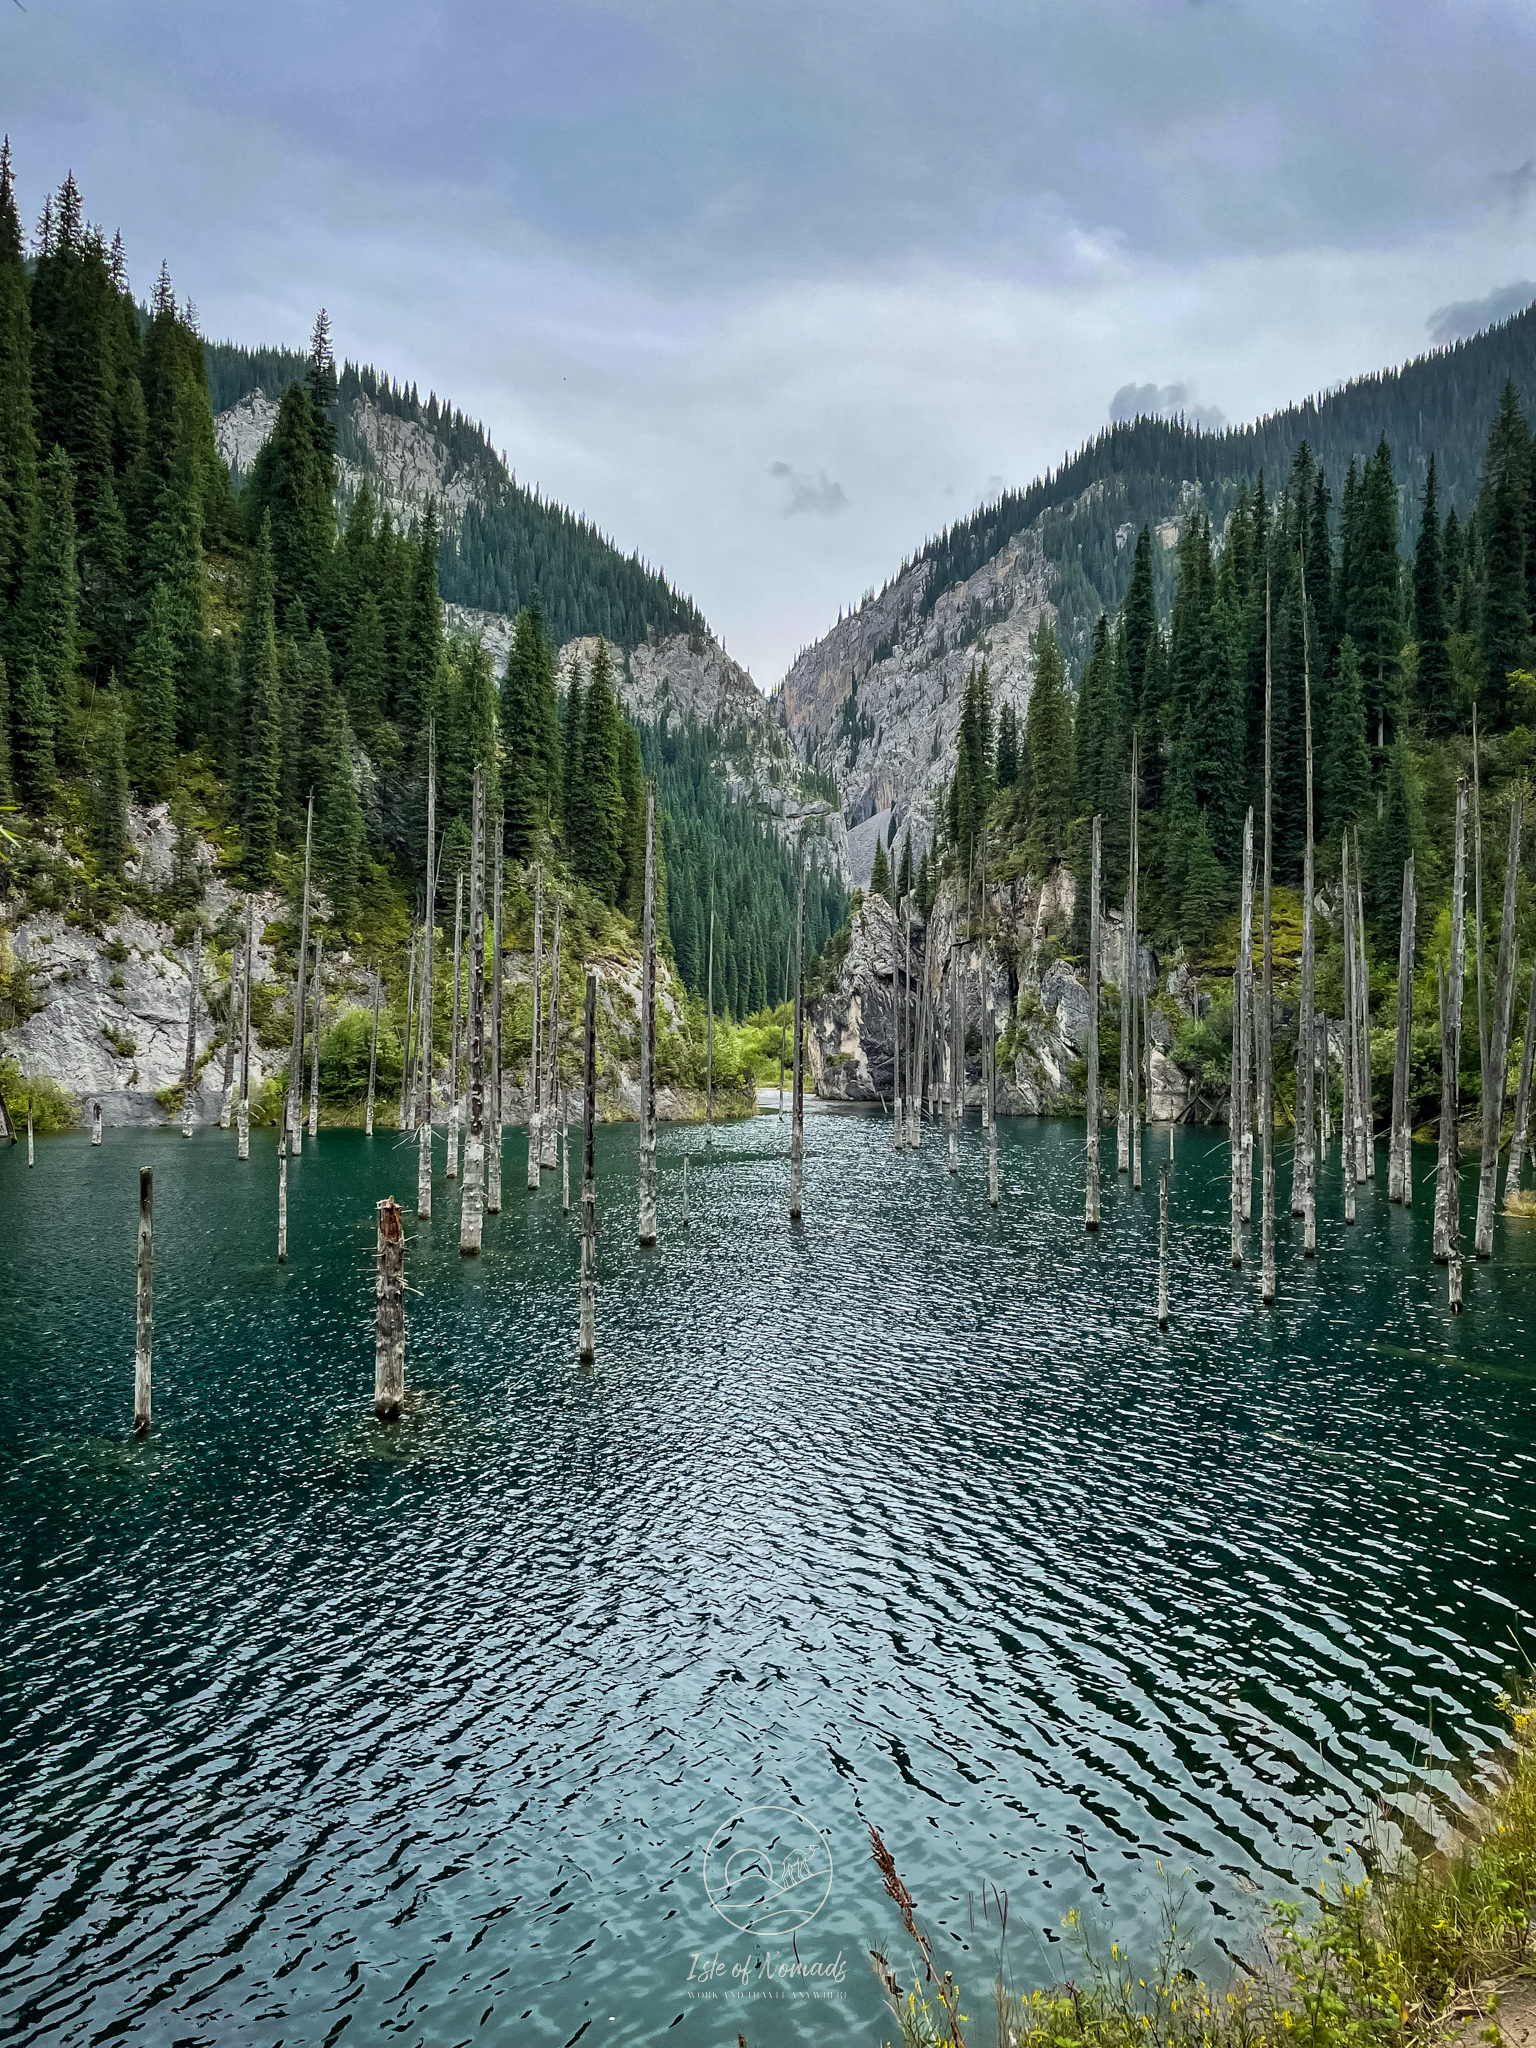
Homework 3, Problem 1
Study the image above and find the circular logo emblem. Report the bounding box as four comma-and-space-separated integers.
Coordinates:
702, 1805, 833, 1934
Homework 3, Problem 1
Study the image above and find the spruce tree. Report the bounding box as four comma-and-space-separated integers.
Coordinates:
501, 601, 560, 858
617, 722, 645, 915
307, 633, 363, 924
1347, 437, 1405, 742
1023, 624, 1075, 872
897, 830, 913, 900
17, 445, 79, 761
395, 503, 442, 745
870, 837, 891, 901
132, 582, 177, 797
1368, 742, 1415, 940
1414, 456, 1453, 735
562, 661, 586, 831
14, 660, 54, 801
0, 136, 38, 639
995, 701, 1019, 790
1478, 387, 1530, 728
86, 470, 132, 687
91, 678, 129, 877
141, 416, 207, 709
343, 587, 387, 747
238, 519, 282, 883
1180, 809, 1227, 956
244, 382, 334, 628
1324, 635, 1372, 840
569, 639, 623, 901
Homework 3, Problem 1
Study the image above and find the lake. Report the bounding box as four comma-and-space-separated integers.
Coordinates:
2, 1109, 1533, 2046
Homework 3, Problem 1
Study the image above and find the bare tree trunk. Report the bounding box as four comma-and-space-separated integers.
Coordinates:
778, 1023, 786, 1118
1229, 930, 1243, 1267
307, 931, 323, 1139
1297, 584, 1315, 1235
134, 1166, 153, 1431
374, 1198, 404, 1420
399, 927, 416, 1134
1434, 779, 1468, 1264
448, 872, 464, 1179
1131, 734, 1142, 1192
528, 863, 543, 1186
1476, 794, 1524, 1255
220, 934, 238, 1128
639, 782, 659, 1246
28, 1081, 34, 1165
1157, 1160, 1170, 1329
562, 1114, 570, 1214
366, 967, 381, 1139
542, 896, 562, 1168
1260, 573, 1276, 1306
892, 900, 904, 1152
1086, 813, 1101, 1230
790, 845, 806, 1220
1341, 841, 1357, 1227
278, 1129, 288, 1263
948, 937, 961, 1174
1353, 837, 1372, 1181
1319, 1012, 1329, 1152
181, 928, 202, 1137
288, 796, 313, 1145
580, 970, 597, 1361
460, 768, 487, 1256
1117, 901, 1131, 1174
488, 815, 504, 1215
1238, 811, 1255, 1222
706, 885, 716, 1149
238, 895, 254, 1159
1504, 957, 1536, 1203
1390, 859, 1416, 1205
419, 728, 437, 1209
987, 985, 999, 1208
1473, 707, 1489, 1111
1441, 962, 1463, 1310
92, 1099, 102, 1146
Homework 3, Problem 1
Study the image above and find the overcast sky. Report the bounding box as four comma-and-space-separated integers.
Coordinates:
7, 1, 1536, 683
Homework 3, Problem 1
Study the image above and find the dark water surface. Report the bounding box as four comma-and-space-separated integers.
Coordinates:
2, 1112, 1534, 2047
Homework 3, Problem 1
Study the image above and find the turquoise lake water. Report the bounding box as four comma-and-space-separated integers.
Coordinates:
1, 1110, 1534, 2046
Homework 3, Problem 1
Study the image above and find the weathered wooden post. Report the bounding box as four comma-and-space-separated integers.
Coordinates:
448, 871, 464, 1180
790, 844, 806, 1221
278, 1128, 288, 1263
1434, 780, 1468, 1264
365, 967, 381, 1139
220, 932, 239, 1129
527, 862, 543, 1187
488, 814, 504, 1215
460, 767, 487, 1257
374, 1197, 405, 1420
580, 970, 597, 1362
92, 1099, 102, 1146
419, 726, 437, 1211
238, 894, 254, 1160
1297, 580, 1316, 1244
1505, 959, 1536, 1203
181, 927, 201, 1138
1389, 857, 1416, 1205
1157, 1160, 1170, 1329
542, 895, 562, 1169
638, 782, 659, 1246
288, 795, 314, 1144
1086, 813, 1102, 1230
307, 931, 323, 1138
134, 1166, 153, 1432
1476, 795, 1523, 1256
1260, 575, 1276, 1307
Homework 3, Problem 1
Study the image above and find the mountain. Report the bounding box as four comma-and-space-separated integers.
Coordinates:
777, 301, 1536, 885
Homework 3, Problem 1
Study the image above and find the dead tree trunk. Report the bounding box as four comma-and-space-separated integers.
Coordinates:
1473, 708, 1489, 1120
1238, 811, 1255, 1223
948, 936, 961, 1174
639, 782, 659, 1246
488, 815, 504, 1215
238, 895, 254, 1159
1390, 859, 1416, 1205
1504, 958, 1536, 1203
460, 767, 486, 1257
790, 844, 806, 1220
1297, 579, 1316, 1234
1229, 935, 1243, 1268
706, 884, 716, 1149
1476, 794, 1524, 1256
1353, 838, 1372, 1181
1341, 840, 1357, 1227
543, 896, 563, 1168
399, 928, 416, 1134
288, 796, 313, 1144
1435, 779, 1468, 1263
181, 928, 202, 1138
1157, 1160, 1170, 1329
580, 970, 597, 1362
278, 1129, 288, 1263
1086, 813, 1102, 1231
307, 931, 323, 1139
448, 872, 464, 1180
134, 1166, 153, 1431
1260, 572, 1276, 1307
528, 863, 543, 1187
1130, 734, 1142, 1192
221, 936, 238, 1129
366, 967, 381, 1139
419, 726, 437, 1211
374, 1198, 405, 1421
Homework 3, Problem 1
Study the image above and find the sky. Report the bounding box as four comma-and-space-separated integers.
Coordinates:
6, 1, 1536, 685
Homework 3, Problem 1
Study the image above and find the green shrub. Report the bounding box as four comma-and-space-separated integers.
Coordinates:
0, 1059, 80, 1132
319, 1005, 403, 1103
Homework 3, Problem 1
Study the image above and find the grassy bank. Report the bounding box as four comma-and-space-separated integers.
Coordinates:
871, 1690, 1535, 2048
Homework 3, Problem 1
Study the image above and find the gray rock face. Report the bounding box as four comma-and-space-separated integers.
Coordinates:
216, 389, 494, 526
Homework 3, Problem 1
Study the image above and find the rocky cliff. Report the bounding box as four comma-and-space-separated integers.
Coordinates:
807, 866, 1199, 1122
216, 388, 495, 525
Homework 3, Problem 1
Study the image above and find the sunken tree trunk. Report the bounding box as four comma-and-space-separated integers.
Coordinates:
1390, 859, 1416, 1206
528, 863, 543, 1187
580, 970, 598, 1362
1086, 813, 1102, 1230
1435, 779, 1469, 1265
374, 1198, 405, 1421
1475, 794, 1524, 1256
639, 783, 659, 1246
460, 768, 487, 1257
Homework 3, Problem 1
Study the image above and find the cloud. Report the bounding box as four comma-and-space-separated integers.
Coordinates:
770, 461, 849, 518
1427, 280, 1536, 346
1491, 160, 1536, 207
1109, 381, 1227, 431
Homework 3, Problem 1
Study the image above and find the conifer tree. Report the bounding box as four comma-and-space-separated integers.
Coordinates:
343, 587, 386, 748
569, 639, 623, 901
1023, 624, 1075, 872
562, 660, 585, 825
0, 136, 38, 639
1478, 386, 1530, 727
238, 518, 282, 883
132, 582, 177, 796
17, 445, 79, 761
995, 701, 1019, 790
870, 836, 891, 902
501, 600, 560, 857
306, 632, 363, 924
395, 503, 442, 744
14, 660, 54, 801
1347, 437, 1405, 741
244, 382, 334, 627
1368, 742, 1415, 939
618, 722, 646, 915
897, 829, 913, 900
91, 678, 129, 877
1121, 526, 1157, 723
85, 470, 132, 686
141, 416, 207, 705
1180, 809, 1227, 956
1414, 456, 1453, 735
1324, 636, 1372, 840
